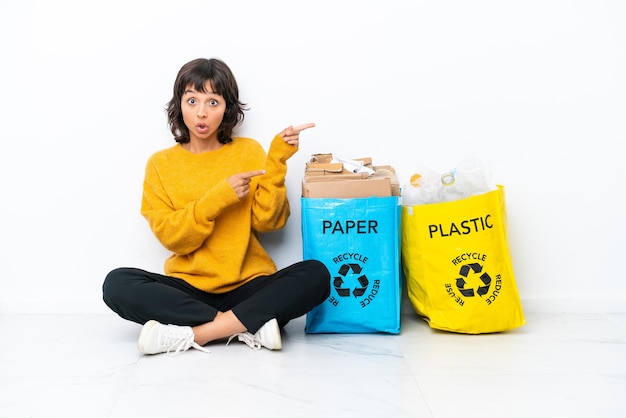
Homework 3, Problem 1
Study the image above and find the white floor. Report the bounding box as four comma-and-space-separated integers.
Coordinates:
2, 308, 625, 418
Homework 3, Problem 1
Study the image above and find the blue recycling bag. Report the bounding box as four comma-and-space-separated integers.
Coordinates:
301, 196, 401, 334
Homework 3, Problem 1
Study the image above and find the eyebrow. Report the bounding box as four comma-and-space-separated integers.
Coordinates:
183, 88, 216, 95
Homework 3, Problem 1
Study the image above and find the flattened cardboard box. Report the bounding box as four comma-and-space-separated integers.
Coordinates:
302, 176, 394, 198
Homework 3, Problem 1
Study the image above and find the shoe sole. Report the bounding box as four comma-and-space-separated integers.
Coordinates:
137, 319, 159, 354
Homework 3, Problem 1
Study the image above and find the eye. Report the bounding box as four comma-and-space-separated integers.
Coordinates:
210, 98, 219, 106
187, 98, 196, 105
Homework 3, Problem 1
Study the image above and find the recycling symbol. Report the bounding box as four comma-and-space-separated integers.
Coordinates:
455, 263, 491, 297
333, 263, 369, 297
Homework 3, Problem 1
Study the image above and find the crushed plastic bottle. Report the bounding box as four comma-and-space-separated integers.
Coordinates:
402, 159, 497, 206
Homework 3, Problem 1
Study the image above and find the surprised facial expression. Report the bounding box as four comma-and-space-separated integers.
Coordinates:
181, 82, 227, 143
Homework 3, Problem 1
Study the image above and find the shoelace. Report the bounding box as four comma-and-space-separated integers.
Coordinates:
156, 326, 211, 356
226, 332, 262, 350
189, 342, 211, 355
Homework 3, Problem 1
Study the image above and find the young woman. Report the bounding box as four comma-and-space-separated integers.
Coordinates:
102, 58, 330, 355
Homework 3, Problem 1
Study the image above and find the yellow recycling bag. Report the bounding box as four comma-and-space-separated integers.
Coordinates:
401, 186, 525, 333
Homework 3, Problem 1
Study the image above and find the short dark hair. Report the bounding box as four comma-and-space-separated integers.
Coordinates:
166, 58, 247, 144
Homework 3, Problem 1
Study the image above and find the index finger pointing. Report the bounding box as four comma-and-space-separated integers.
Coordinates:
293, 123, 316, 133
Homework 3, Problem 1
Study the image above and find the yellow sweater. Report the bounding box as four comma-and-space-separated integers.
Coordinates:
141, 135, 297, 293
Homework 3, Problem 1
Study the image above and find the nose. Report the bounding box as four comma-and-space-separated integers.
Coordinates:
197, 103, 207, 118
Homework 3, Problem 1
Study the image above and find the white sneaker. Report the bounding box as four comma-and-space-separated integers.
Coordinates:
227, 318, 282, 351
137, 320, 210, 355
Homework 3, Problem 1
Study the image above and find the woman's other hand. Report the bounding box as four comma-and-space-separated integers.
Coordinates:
279, 123, 316, 147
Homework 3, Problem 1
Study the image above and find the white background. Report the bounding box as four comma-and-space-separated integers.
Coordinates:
0, 0, 623, 314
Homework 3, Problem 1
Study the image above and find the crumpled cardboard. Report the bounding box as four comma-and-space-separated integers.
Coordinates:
302, 153, 400, 198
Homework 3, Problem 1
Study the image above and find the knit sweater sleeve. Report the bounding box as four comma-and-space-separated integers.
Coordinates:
141, 157, 239, 255
251, 134, 298, 232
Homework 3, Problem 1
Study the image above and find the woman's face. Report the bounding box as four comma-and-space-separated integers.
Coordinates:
181, 81, 226, 143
